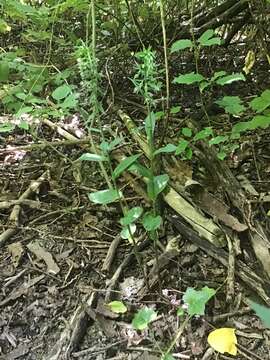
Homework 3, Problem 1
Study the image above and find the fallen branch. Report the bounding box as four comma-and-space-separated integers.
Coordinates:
0, 170, 49, 248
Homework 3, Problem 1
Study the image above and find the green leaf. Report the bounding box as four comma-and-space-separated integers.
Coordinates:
177, 307, 185, 317
88, 189, 122, 204
0, 123, 15, 133
162, 354, 175, 360
132, 307, 157, 330
175, 139, 189, 155
173, 72, 205, 85
249, 115, 270, 129
199, 81, 210, 92
100, 137, 122, 153
182, 127, 193, 137
217, 151, 227, 160
129, 163, 152, 178
249, 300, 270, 328
185, 147, 193, 159
0, 62, 10, 82
142, 212, 162, 231
61, 93, 77, 109
170, 106, 181, 114
112, 154, 141, 179
18, 120, 29, 130
120, 207, 144, 226
209, 135, 228, 146
171, 39, 193, 52
231, 121, 250, 135
198, 29, 221, 46
79, 153, 107, 162
52, 84, 71, 101
250, 90, 270, 113
211, 71, 227, 81
107, 301, 127, 314
147, 174, 169, 200
120, 224, 137, 240
183, 286, 216, 316
215, 96, 245, 115
15, 106, 33, 118
193, 127, 213, 141
154, 144, 177, 155
216, 73, 245, 86
145, 112, 156, 140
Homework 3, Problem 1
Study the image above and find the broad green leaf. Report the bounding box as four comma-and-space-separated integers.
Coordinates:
120, 224, 137, 240
120, 207, 143, 226
208, 328, 237, 355
52, 84, 71, 100
129, 162, 152, 178
171, 39, 193, 52
147, 174, 169, 200
61, 94, 77, 109
154, 144, 177, 155
193, 127, 213, 141
217, 151, 227, 160
185, 147, 193, 159
216, 73, 245, 86
199, 81, 210, 92
182, 127, 192, 137
250, 90, 270, 112
155, 111, 164, 120
112, 154, 141, 179
0, 123, 15, 133
132, 307, 157, 330
0, 62, 9, 82
198, 29, 221, 46
231, 121, 250, 134
215, 96, 245, 115
108, 301, 127, 314
170, 106, 181, 114
183, 286, 216, 316
18, 120, 29, 130
16, 106, 33, 118
211, 71, 227, 81
175, 139, 189, 155
209, 135, 228, 146
198, 29, 213, 43
249, 115, 270, 129
173, 72, 205, 85
142, 212, 162, 231
249, 300, 270, 328
79, 153, 107, 162
88, 189, 122, 204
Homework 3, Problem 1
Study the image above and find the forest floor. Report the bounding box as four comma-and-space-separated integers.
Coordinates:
1, 45, 270, 360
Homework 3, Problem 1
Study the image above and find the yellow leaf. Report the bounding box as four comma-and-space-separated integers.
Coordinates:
207, 328, 237, 355
243, 50, 255, 75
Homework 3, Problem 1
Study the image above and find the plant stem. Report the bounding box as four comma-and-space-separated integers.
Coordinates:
164, 315, 191, 356
159, 0, 170, 147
